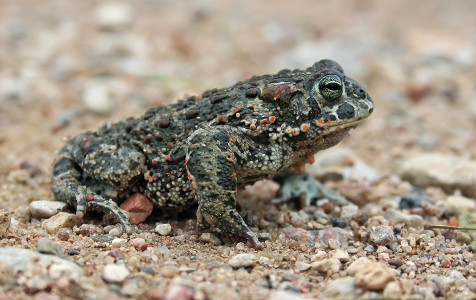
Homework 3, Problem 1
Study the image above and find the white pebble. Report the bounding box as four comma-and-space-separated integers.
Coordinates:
102, 264, 130, 283
155, 223, 172, 236
228, 253, 257, 268
30, 200, 68, 219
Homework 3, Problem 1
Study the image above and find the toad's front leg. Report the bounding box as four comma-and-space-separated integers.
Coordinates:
185, 128, 263, 250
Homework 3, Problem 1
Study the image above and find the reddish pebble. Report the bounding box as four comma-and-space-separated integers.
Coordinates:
107, 249, 125, 261
130, 237, 148, 251
120, 193, 154, 225
448, 216, 458, 226
441, 259, 451, 268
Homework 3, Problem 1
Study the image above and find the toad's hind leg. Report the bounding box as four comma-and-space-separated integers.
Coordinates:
51, 133, 147, 231
186, 128, 263, 250
52, 154, 132, 232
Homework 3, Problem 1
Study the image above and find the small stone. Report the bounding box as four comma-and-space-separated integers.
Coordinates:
370, 225, 395, 246
78, 224, 102, 236
281, 227, 317, 244
0, 209, 11, 238
311, 258, 341, 273
444, 195, 476, 214
400, 153, 476, 198
317, 227, 353, 245
354, 262, 395, 290
95, 2, 132, 31
111, 238, 127, 248
36, 237, 64, 258
311, 250, 327, 261
92, 234, 112, 243
30, 200, 68, 219
0, 247, 82, 277
102, 264, 130, 283
346, 257, 372, 275
383, 281, 402, 299
82, 80, 115, 114
330, 217, 349, 228
32, 293, 62, 300
109, 226, 123, 237
57, 228, 70, 241
341, 204, 358, 219
155, 223, 172, 236
228, 253, 257, 268
386, 208, 424, 229
120, 193, 154, 225
295, 261, 311, 272
42, 212, 78, 234
0, 261, 15, 288
199, 233, 221, 246
331, 249, 350, 262
151, 284, 194, 300
160, 265, 178, 278
322, 277, 359, 298
399, 195, 431, 209
129, 238, 148, 251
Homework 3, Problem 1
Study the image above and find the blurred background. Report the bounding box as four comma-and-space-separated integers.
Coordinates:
0, 0, 475, 198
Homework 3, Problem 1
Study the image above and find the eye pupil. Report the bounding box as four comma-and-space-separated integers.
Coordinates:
316, 74, 343, 104
325, 82, 340, 90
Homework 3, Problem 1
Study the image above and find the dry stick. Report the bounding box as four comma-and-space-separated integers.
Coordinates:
425, 224, 476, 231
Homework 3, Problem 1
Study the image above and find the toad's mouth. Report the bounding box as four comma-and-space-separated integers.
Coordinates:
316, 119, 365, 136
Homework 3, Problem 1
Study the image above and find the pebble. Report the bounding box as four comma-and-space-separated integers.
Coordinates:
331, 249, 350, 262
109, 226, 123, 237
119, 193, 154, 225
41, 212, 78, 234
0, 261, 16, 288
94, 2, 132, 31
160, 265, 179, 278
281, 228, 317, 244
129, 238, 148, 251
317, 227, 353, 245
0, 209, 11, 238
155, 223, 172, 236
399, 195, 430, 209
346, 257, 372, 275
111, 238, 128, 248
386, 208, 424, 229
199, 233, 222, 246
0, 247, 82, 277
311, 258, 341, 273
57, 228, 70, 241
149, 284, 195, 300
400, 153, 476, 198
82, 80, 115, 114
322, 277, 359, 298
92, 234, 113, 243
78, 224, 103, 236
383, 281, 402, 298
228, 253, 257, 268
36, 237, 64, 258
330, 217, 349, 228
341, 204, 358, 219
295, 261, 311, 272
102, 263, 130, 283
369, 225, 396, 246
444, 195, 476, 214
30, 200, 68, 219
354, 262, 396, 290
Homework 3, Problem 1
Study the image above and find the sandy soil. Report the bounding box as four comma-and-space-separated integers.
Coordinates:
1, 0, 476, 299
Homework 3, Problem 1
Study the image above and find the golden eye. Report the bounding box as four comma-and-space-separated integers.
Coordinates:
317, 74, 343, 104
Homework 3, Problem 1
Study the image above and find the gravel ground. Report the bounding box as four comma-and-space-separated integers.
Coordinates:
1, 1, 476, 299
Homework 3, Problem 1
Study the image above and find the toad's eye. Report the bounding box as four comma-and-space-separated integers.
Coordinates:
317, 74, 343, 104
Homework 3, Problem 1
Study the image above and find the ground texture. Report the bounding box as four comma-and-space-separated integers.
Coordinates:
1, 1, 476, 299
